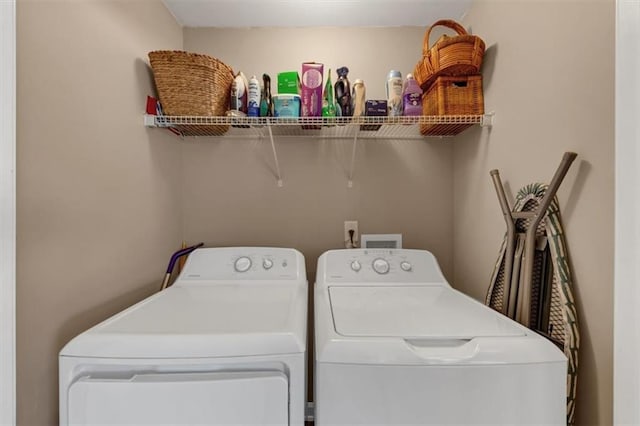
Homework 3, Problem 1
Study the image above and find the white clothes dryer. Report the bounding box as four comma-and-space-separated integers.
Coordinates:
314, 249, 566, 426
60, 247, 307, 425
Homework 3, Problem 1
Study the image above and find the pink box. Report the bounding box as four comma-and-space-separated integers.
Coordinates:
301, 62, 324, 117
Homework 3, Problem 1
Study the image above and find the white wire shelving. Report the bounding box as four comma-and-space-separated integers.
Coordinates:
143, 113, 494, 187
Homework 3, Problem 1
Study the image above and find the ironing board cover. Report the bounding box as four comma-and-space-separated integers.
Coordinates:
485, 183, 579, 425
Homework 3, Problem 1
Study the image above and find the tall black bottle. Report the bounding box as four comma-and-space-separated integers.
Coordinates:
260, 73, 274, 117
334, 67, 352, 117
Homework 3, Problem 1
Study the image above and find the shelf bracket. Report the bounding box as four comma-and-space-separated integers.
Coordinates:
143, 114, 156, 127
347, 127, 359, 188
481, 111, 495, 128
266, 124, 283, 187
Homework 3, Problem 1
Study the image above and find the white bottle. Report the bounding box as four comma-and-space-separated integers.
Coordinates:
352, 79, 366, 117
230, 71, 248, 115
386, 70, 403, 116
247, 75, 261, 117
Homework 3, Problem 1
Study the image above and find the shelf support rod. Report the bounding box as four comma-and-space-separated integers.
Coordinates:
266, 123, 283, 187
347, 127, 359, 188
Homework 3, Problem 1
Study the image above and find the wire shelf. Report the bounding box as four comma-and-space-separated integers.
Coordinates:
143, 112, 493, 187
146, 114, 487, 138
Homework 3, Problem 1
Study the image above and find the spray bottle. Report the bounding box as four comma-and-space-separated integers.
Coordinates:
322, 69, 336, 117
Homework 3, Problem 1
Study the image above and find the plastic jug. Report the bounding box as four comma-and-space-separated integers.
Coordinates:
402, 73, 423, 116
386, 70, 403, 116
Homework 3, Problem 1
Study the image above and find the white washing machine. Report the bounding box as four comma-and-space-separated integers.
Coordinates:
315, 249, 567, 425
60, 247, 307, 425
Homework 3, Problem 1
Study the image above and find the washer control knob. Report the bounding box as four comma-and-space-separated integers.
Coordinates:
400, 261, 412, 272
372, 258, 390, 274
234, 256, 252, 273
350, 260, 362, 272
263, 258, 274, 270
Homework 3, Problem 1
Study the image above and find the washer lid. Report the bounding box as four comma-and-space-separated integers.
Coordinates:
329, 286, 525, 339
61, 284, 306, 359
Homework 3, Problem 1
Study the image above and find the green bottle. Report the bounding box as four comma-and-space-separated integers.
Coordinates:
322, 69, 336, 117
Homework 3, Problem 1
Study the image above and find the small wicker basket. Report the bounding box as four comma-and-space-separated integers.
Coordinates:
148, 50, 234, 134
420, 75, 484, 136
413, 20, 485, 91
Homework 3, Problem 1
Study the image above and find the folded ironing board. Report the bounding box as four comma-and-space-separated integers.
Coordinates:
485, 153, 579, 425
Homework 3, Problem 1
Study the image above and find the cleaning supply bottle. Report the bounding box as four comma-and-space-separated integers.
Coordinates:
402, 73, 423, 116
386, 70, 403, 116
247, 75, 261, 117
230, 71, 248, 115
260, 73, 274, 117
322, 69, 336, 117
352, 79, 366, 117
335, 66, 352, 117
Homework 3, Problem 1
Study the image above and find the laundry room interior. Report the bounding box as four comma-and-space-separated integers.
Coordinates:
14, 0, 615, 425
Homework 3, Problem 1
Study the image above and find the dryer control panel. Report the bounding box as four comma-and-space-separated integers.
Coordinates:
176, 247, 305, 283
317, 249, 449, 286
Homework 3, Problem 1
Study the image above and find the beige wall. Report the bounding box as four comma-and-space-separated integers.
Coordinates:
15, 1, 615, 425
182, 27, 456, 281
16, 1, 183, 424
455, 0, 615, 424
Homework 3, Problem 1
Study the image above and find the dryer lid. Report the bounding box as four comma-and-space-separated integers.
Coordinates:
329, 286, 526, 339
61, 284, 307, 359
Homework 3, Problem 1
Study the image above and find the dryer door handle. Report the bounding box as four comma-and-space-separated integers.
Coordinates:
403, 338, 480, 363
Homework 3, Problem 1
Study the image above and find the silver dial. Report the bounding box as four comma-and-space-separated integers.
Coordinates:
350, 260, 362, 272
400, 261, 412, 271
263, 258, 274, 270
372, 258, 390, 274
234, 256, 252, 272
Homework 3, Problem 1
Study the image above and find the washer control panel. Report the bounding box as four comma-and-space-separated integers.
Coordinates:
179, 247, 304, 283
319, 249, 447, 285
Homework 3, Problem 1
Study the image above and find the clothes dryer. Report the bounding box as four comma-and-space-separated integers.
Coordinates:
60, 247, 307, 425
314, 249, 566, 425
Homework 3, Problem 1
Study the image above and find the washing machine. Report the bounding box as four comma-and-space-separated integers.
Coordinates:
60, 247, 307, 425
315, 249, 567, 425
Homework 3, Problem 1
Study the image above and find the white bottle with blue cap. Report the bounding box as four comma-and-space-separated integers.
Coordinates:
247, 75, 261, 117
386, 70, 403, 117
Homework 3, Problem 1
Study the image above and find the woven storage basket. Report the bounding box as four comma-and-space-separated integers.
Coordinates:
420, 75, 484, 136
413, 20, 485, 91
148, 50, 234, 134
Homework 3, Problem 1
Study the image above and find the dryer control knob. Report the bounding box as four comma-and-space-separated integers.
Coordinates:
400, 261, 412, 271
372, 258, 390, 274
234, 256, 252, 272
350, 260, 362, 272
263, 258, 274, 270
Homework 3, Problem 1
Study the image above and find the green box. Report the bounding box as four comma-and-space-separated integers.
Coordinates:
278, 71, 300, 95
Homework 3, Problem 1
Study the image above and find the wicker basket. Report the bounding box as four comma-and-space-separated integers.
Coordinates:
420, 75, 484, 136
413, 20, 485, 91
148, 50, 234, 134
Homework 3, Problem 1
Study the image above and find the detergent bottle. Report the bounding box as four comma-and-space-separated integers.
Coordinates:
402, 73, 423, 116
352, 79, 366, 117
230, 71, 248, 115
334, 66, 352, 117
386, 70, 403, 116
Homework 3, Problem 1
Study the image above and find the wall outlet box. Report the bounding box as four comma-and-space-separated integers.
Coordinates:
361, 234, 402, 249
